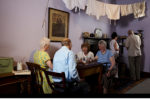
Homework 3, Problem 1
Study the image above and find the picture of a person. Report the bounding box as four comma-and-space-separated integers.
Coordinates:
52, 14, 65, 37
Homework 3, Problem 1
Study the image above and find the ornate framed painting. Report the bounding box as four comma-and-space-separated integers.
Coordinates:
48, 8, 69, 42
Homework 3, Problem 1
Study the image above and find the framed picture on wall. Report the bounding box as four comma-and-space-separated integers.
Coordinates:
48, 8, 69, 42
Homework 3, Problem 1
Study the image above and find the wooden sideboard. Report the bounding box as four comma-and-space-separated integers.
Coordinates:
0, 72, 31, 95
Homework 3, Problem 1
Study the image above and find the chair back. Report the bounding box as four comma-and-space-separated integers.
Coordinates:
26, 62, 44, 94
44, 70, 66, 89
36, 65, 66, 94
26, 62, 66, 94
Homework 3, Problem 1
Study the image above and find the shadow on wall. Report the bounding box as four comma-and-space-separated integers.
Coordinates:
141, 33, 145, 71
110, 21, 117, 32
117, 15, 135, 28
48, 45, 60, 59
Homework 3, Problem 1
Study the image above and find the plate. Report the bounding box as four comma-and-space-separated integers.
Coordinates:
94, 28, 102, 38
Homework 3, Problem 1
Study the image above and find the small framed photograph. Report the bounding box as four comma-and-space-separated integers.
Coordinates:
48, 8, 69, 42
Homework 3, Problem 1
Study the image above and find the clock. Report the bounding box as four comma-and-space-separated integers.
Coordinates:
94, 28, 102, 38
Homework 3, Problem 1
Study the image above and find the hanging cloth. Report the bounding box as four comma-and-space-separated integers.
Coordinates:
86, 0, 97, 16
105, 3, 120, 20
63, 0, 75, 10
121, 4, 133, 16
63, 0, 87, 12
132, 1, 146, 18
77, 0, 87, 10
95, 1, 106, 20
86, 0, 106, 20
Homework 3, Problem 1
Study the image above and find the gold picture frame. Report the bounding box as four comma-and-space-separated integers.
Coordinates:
48, 8, 69, 42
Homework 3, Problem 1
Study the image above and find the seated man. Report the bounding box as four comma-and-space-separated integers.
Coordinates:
95, 40, 116, 94
53, 38, 89, 94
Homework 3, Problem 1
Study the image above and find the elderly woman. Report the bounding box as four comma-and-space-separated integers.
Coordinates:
95, 40, 116, 94
33, 37, 53, 94
77, 43, 94, 63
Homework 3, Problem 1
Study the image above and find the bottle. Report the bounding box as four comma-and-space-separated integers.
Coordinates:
17, 62, 22, 71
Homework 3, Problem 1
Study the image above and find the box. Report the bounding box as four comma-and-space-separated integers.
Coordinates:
0, 57, 13, 74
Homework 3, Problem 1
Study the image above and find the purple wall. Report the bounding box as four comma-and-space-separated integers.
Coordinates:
114, 0, 150, 72
48, 0, 112, 57
1, 0, 149, 72
0, 0, 111, 65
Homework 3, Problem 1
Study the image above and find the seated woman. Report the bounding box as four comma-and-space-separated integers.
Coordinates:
77, 43, 94, 64
95, 40, 116, 94
33, 37, 53, 94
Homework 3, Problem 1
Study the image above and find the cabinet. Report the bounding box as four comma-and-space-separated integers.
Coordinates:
83, 37, 126, 56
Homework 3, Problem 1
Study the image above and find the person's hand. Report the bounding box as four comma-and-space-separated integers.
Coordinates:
108, 67, 112, 71
78, 60, 85, 65
77, 59, 83, 63
106, 71, 111, 77
79, 59, 82, 62
88, 58, 93, 63
106, 68, 112, 77
93, 58, 98, 62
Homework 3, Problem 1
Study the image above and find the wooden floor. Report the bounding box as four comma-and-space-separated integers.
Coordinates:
107, 72, 150, 94
109, 78, 147, 94
85, 72, 150, 94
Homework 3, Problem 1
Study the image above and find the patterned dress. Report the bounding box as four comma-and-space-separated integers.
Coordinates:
33, 50, 53, 94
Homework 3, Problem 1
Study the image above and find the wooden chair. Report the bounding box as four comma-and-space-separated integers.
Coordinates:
26, 62, 66, 94
39, 67, 66, 94
26, 62, 43, 94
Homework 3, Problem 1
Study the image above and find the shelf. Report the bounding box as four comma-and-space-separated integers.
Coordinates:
83, 37, 110, 40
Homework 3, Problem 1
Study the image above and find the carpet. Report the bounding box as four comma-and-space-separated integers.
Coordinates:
126, 78, 150, 94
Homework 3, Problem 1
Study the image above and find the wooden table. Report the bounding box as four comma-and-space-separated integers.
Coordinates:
0, 72, 31, 94
77, 62, 103, 93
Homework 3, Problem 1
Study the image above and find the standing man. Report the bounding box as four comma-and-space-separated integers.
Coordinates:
125, 30, 142, 81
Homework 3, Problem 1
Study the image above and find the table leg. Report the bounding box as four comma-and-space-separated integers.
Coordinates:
20, 81, 24, 94
98, 67, 103, 93
27, 77, 31, 94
